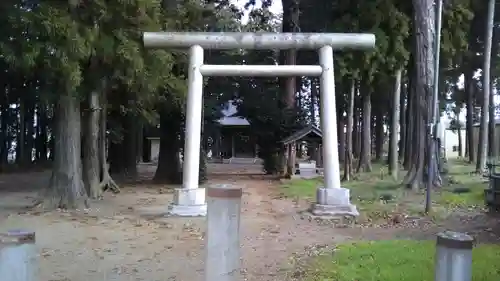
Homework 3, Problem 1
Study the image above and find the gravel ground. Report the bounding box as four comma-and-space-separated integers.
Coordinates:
0, 163, 498, 281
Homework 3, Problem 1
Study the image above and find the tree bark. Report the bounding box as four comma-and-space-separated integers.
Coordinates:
82, 90, 100, 198
310, 78, 317, 125
488, 17, 499, 158
405, 0, 436, 190
389, 68, 402, 179
17, 98, 25, 165
0, 98, 10, 168
343, 79, 355, 181
465, 69, 476, 163
123, 112, 139, 177
108, 107, 138, 177
142, 130, 151, 163
279, 0, 299, 176
97, 91, 119, 194
39, 92, 88, 209
280, 0, 299, 109
153, 109, 183, 184
25, 98, 35, 165
357, 83, 372, 173
399, 72, 407, 162
137, 120, 144, 163
353, 102, 362, 160
403, 68, 414, 169
374, 110, 384, 162
476, 0, 495, 173
487, 80, 496, 157
338, 115, 345, 163
36, 103, 48, 162
458, 125, 463, 157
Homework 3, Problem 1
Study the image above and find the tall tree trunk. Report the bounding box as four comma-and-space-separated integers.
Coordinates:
199, 105, 208, 184
108, 101, 138, 178
455, 104, 464, 158
17, 98, 25, 165
25, 98, 35, 165
142, 128, 151, 163
357, 84, 372, 172
310, 78, 317, 125
405, 0, 435, 190
403, 64, 414, 169
39, 92, 88, 209
338, 114, 345, 163
123, 112, 139, 177
458, 126, 463, 157
98, 91, 119, 194
343, 79, 355, 181
153, 109, 183, 184
465, 129, 469, 158
36, 103, 48, 162
280, 0, 299, 176
280, 0, 299, 109
137, 121, 144, 163
108, 111, 125, 175
476, 0, 495, 173
487, 81, 496, 157
399, 72, 407, 162
83, 90, 101, 198
0, 99, 9, 168
465, 70, 476, 162
353, 102, 362, 159
374, 110, 384, 162
488, 25, 499, 157
389, 68, 402, 179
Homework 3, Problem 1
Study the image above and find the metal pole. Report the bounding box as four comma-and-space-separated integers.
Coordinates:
318, 45, 341, 190
426, 0, 443, 213
205, 184, 243, 281
182, 45, 204, 190
0, 230, 37, 281
435, 231, 474, 281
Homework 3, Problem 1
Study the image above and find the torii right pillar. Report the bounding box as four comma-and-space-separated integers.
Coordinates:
310, 46, 360, 218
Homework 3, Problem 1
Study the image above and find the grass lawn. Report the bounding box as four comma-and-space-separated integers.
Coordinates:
280, 159, 487, 222
302, 240, 500, 281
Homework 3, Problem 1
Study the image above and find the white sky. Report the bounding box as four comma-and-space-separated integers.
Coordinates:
232, 0, 282, 23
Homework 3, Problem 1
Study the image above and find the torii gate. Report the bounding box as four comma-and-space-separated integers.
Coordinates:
143, 32, 375, 216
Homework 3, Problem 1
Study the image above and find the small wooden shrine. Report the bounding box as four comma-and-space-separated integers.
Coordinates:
281, 125, 323, 177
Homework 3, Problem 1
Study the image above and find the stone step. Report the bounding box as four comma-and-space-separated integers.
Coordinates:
222, 157, 263, 164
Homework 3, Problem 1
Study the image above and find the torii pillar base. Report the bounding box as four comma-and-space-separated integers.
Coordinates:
167, 188, 207, 217
310, 186, 359, 217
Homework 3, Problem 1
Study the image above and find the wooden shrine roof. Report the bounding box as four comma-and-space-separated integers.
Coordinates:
281, 125, 322, 145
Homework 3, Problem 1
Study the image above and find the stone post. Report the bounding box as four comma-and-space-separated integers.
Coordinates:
0, 230, 37, 281
205, 184, 242, 281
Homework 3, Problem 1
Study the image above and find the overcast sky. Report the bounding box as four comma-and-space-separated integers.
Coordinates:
232, 0, 282, 23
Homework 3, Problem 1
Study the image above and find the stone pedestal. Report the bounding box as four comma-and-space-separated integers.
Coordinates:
291, 161, 321, 179
310, 186, 359, 217
168, 188, 207, 216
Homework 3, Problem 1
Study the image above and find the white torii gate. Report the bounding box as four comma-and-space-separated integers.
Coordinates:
143, 32, 376, 217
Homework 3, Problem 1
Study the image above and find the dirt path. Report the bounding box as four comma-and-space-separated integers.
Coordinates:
0, 163, 498, 281
0, 164, 353, 281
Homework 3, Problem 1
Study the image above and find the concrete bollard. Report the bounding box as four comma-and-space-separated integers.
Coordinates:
205, 184, 243, 281
0, 230, 37, 281
435, 231, 474, 281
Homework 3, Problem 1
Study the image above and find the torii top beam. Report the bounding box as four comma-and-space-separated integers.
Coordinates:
143, 32, 376, 50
